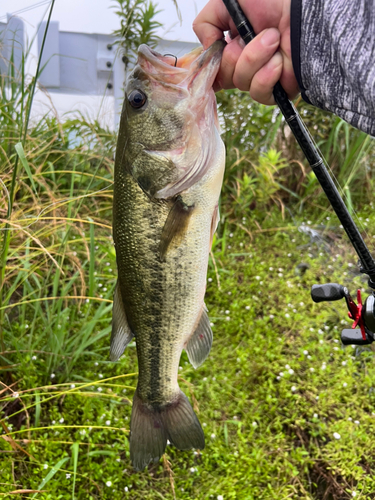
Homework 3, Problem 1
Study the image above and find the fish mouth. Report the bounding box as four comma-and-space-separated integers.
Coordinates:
137, 40, 225, 91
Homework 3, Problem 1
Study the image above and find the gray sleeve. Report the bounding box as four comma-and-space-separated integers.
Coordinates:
290, 0, 375, 136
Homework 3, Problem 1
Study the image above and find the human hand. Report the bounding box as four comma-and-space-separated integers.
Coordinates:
193, 0, 299, 105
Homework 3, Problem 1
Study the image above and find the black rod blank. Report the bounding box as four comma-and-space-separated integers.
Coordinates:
221, 0, 375, 286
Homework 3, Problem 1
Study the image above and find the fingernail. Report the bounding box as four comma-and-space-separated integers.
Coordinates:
261, 28, 280, 47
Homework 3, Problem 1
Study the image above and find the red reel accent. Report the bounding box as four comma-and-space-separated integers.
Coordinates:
347, 289, 366, 341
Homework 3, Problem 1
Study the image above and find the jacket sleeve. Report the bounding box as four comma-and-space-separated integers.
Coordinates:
290, 0, 375, 136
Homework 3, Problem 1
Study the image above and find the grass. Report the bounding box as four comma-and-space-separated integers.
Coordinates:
2, 205, 375, 499
1, 13, 375, 497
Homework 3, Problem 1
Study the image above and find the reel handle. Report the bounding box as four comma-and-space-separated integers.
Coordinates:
311, 283, 347, 303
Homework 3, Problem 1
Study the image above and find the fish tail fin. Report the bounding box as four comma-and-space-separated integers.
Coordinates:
130, 390, 205, 471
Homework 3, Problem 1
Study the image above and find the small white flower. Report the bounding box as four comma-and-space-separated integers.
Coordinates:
80, 429, 86, 435
309, 327, 314, 332
226, 316, 230, 321
348, 417, 352, 421
70, 384, 75, 389
285, 313, 290, 318
59, 417, 64, 423
97, 387, 103, 392
203, 423, 207, 427
252, 421, 257, 427
211, 433, 216, 439
98, 374, 103, 379
66, 473, 71, 478
333, 347, 339, 351
225, 310, 230, 314
285, 364, 290, 369
124, 486, 129, 492
208, 277, 212, 282
106, 481, 112, 487
229, 233, 233, 238
287, 253, 292, 257
333, 432, 341, 439
25, 324, 29, 329
343, 382, 347, 387
307, 355, 312, 360
106, 420, 111, 426
354, 420, 360, 425
342, 361, 347, 366
319, 340, 324, 344
52, 420, 56, 425
279, 372, 284, 377
313, 413, 318, 418
269, 314, 274, 319
190, 467, 196, 473
291, 386, 297, 392
217, 496, 224, 500
50, 373, 55, 379
299, 302, 304, 307
303, 350, 309, 355
310, 368, 314, 372
95, 362, 99, 366
43, 464, 48, 469
179, 366, 183, 370
255, 276, 261, 280
32, 355, 37, 360
288, 369, 294, 375
352, 491, 357, 497
245, 305, 250, 310
278, 273, 283, 277
12, 392, 19, 398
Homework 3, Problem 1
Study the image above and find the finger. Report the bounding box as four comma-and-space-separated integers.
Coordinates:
193, 0, 237, 49
214, 35, 244, 91
232, 28, 280, 92
249, 52, 283, 105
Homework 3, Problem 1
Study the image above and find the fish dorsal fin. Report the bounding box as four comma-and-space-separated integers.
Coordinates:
110, 283, 134, 361
185, 306, 213, 369
159, 195, 194, 260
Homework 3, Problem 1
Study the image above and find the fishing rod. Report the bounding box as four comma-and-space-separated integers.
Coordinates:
222, 0, 375, 346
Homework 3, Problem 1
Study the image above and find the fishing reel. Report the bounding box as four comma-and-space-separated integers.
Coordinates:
311, 283, 375, 345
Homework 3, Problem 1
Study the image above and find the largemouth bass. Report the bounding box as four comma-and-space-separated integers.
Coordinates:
111, 40, 225, 471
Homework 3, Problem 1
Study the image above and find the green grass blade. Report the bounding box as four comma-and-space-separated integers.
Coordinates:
89, 219, 95, 297
34, 393, 41, 427
15, 142, 37, 194
71, 442, 79, 499
32, 457, 69, 498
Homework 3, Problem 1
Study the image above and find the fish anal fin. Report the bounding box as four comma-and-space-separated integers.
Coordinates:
130, 390, 204, 471
159, 195, 194, 260
110, 283, 134, 361
185, 306, 213, 369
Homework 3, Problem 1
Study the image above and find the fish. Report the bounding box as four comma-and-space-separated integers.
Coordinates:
110, 40, 226, 471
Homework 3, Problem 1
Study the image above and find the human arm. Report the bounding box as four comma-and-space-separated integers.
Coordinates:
193, 0, 375, 136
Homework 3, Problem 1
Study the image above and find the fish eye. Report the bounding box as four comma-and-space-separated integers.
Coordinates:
128, 90, 147, 109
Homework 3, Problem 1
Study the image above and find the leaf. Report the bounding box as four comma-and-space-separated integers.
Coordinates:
14, 142, 37, 194
31, 457, 69, 498
71, 442, 79, 499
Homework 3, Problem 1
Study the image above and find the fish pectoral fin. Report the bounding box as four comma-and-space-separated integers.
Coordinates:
110, 283, 134, 361
185, 305, 213, 369
159, 195, 194, 260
